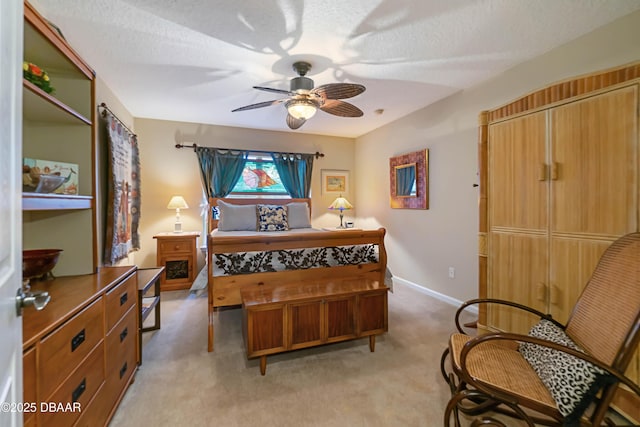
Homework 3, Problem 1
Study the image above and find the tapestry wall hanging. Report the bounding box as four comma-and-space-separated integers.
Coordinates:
104, 113, 141, 264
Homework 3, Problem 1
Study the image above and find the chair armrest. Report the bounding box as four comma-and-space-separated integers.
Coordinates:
454, 298, 562, 334
458, 332, 640, 397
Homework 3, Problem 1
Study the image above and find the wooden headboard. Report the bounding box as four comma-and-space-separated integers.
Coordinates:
208, 197, 312, 233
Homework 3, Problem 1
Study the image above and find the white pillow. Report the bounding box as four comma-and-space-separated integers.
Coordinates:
217, 200, 257, 231
287, 202, 311, 229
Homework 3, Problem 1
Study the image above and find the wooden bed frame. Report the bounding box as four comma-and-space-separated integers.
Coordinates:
206, 197, 387, 351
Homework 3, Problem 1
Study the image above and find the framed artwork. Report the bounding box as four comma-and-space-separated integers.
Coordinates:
321, 169, 349, 194
389, 149, 428, 209
23, 158, 79, 195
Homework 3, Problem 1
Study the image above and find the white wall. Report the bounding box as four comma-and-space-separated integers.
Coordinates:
355, 10, 640, 303
132, 119, 355, 270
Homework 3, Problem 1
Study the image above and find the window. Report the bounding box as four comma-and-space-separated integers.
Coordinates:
230, 156, 287, 195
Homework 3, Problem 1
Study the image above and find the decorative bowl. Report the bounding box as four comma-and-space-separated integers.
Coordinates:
23, 249, 63, 280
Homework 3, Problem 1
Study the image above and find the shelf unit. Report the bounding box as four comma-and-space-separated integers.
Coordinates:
137, 267, 163, 364
22, 1, 97, 276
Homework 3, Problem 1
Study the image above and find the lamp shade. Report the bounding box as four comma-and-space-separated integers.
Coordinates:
167, 196, 189, 210
287, 100, 317, 120
328, 195, 353, 211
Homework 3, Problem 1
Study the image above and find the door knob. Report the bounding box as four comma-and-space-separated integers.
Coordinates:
16, 287, 51, 316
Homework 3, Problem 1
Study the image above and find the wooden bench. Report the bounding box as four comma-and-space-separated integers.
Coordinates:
241, 278, 389, 375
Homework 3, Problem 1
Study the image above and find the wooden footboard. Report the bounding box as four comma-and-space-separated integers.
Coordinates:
206, 228, 387, 351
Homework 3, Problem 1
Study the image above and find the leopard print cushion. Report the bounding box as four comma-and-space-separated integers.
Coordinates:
256, 205, 289, 232
519, 319, 614, 425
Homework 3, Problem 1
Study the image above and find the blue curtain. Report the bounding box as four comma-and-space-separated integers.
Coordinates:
196, 147, 248, 198
271, 153, 314, 198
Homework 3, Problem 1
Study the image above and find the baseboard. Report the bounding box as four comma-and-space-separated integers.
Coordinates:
392, 276, 478, 315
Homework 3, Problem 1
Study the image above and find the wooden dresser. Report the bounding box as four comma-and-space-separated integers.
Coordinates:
22, 266, 138, 427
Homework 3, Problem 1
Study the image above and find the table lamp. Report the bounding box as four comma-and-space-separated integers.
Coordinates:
328, 195, 353, 228
167, 196, 189, 232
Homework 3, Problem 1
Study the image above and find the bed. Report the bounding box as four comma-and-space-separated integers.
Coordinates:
206, 197, 387, 351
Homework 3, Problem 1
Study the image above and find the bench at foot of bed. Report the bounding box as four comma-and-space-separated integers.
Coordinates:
241, 277, 389, 375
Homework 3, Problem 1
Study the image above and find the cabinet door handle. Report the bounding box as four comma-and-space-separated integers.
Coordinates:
551, 162, 559, 180
535, 282, 546, 302
72, 378, 86, 402
120, 327, 128, 342
120, 292, 128, 306
549, 284, 560, 305
71, 329, 86, 352
119, 362, 128, 379
537, 163, 547, 181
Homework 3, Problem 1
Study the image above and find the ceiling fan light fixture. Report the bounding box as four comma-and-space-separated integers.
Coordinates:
287, 99, 317, 120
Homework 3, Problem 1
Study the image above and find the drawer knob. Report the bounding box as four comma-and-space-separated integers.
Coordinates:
72, 378, 86, 402
174, 245, 180, 250
120, 292, 128, 306
71, 329, 86, 352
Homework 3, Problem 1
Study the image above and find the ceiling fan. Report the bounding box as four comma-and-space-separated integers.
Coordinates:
232, 61, 366, 130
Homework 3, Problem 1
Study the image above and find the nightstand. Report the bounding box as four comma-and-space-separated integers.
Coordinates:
153, 232, 200, 291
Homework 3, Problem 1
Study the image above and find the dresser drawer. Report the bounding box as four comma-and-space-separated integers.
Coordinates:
104, 324, 137, 407
159, 239, 191, 253
23, 347, 36, 427
105, 273, 136, 332
106, 305, 137, 373
40, 298, 103, 400
73, 382, 109, 427
40, 342, 104, 427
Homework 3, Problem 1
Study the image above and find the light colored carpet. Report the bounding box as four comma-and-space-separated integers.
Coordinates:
109, 281, 476, 427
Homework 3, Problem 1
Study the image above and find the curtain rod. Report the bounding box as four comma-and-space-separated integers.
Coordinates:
98, 102, 137, 138
175, 143, 324, 159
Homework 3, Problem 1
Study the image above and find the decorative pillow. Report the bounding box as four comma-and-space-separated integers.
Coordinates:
519, 319, 614, 425
217, 201, 257, 231
286, 202, 311, 229
257, 205, 289, 232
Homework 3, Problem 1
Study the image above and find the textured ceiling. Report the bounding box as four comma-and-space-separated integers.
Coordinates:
30, 0, 640, 138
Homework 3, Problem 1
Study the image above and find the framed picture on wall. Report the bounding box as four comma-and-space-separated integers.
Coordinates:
321, 169, 349, 194
389, 149, 428, 209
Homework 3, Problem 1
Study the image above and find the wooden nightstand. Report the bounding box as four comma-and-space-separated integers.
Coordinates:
153, 232, 200, 291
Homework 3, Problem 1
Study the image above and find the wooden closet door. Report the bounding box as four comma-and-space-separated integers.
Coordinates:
488, 112, 548, 231
549, 85, 638, 322
487, 111, 548, 334
488, 232, 547, 334
550, 85, 638, 236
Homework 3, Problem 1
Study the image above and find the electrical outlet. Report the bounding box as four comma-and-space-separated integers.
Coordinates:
448, 267, 455, 279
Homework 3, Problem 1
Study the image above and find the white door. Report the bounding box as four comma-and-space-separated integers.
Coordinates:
0, 1, 24, 426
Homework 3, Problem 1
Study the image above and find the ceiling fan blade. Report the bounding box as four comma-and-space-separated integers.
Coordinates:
312, 83, 365, 100
286, 114, 306, 129
253, 86, 293, 95
319, 100, 364, 117
231, 99, 285, 112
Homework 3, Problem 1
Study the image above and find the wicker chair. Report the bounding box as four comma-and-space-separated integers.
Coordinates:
441, 232, 640, 426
